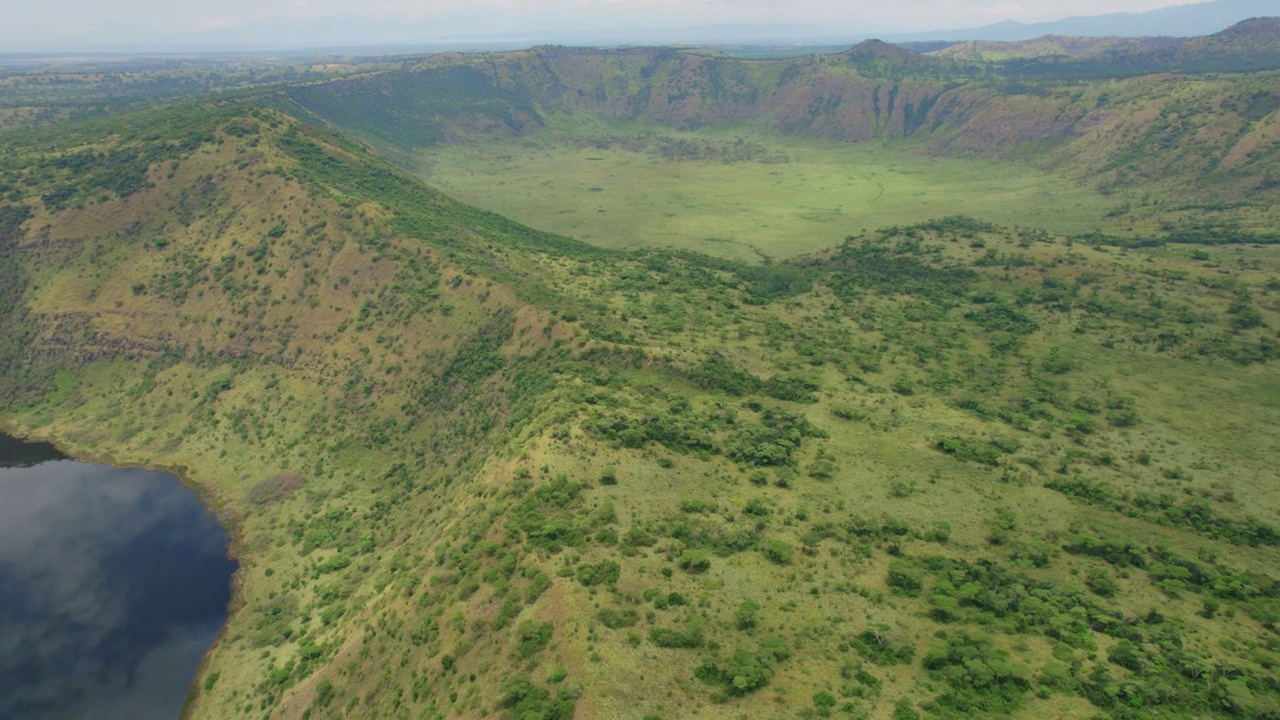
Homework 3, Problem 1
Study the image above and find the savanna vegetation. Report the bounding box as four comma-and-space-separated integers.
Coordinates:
0, 19, 1278, 720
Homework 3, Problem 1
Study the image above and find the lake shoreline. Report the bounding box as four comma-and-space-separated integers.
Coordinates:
0, 415, 247, 720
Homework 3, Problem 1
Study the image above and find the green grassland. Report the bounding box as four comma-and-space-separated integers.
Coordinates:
419, 125, 1115, 261
1, 94, 1279, 720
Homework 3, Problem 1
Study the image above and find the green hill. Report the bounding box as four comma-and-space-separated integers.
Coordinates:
1, 88, 1279, 720
279, 25, 1280, 226
926, 35, 1180, 62
3, 24, 1280, 720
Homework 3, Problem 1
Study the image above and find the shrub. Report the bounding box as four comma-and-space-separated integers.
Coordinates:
892, 698, 920, 720
924, 522, 951, 544
936, 437, 1003, 465
576, 561, 621, 587
736, 600, 761, 630
886, 562, 923, 596
744, 496, 773, 516
763, 375, 820, 403
808, 459, 837, 480
500, 674, 575, 720
763, 540, 795, 565
691, 353, 761, 396
852, 625, 916, 665
1107, 408, 1140, 427
831, 403, 864, 421
921, 633, 1031, 715
1086, 569, 1119, 598
649, 624, 703, 649
597, 608, 639, 629
516, 620, 554, 658
678, 549, 711, 574
313, 678, 335, 707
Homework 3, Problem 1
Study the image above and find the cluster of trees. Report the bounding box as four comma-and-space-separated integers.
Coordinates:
1050, 478, 1280, 547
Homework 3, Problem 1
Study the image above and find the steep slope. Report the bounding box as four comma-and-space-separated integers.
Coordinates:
287, 43, 974, 146
282, 26, 1280, 219
0, 103, 613, 719
2, 98, 1280, 720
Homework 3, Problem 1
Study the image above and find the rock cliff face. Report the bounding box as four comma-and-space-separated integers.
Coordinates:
283, 23, 1280, 204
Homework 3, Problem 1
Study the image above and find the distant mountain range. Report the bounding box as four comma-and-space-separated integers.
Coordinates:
884, 0, 1279, 43
916, 17, 1280, 76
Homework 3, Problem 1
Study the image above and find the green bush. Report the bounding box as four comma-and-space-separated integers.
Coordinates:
892, 698, 920, 720
500, 673, 575, 720
691, 353, 761, 396
921, 633, 1031, 715
597, 608, 639, 629
886, 562, 923, 596
936, 437, 1003, 465
678, 549, 711, 574
1085, 569, 1119, 598
763, 375, 820, 403
763, 540, 794, 565
735, 600, 761, 630
649, 624, 703, 649
852, 625, 916, 665
576, 560, 621, 587
695, 635, 792, 695
599, 466, 618, 485
516, 620, 554, 658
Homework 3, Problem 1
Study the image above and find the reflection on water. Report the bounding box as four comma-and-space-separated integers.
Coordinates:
0, 435, 235, 720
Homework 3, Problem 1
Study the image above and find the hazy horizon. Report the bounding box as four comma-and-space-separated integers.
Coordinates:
0, 0, 1257, 53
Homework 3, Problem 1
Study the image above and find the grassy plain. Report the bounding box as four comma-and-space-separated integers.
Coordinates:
419, 126, 1117, 261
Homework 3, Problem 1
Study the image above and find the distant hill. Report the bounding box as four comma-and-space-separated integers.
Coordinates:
889, 0, 1278, 42
925, 35, 1181, 62
918, 16, 1280, 69
990, 17, 1280, 77
281, 21, 1280, 209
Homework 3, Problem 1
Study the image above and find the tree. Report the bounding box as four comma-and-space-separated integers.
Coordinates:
763, 540, 794, 565
736, 600, 761, 630
678, 549, 711, 574
892, 698, 920, 720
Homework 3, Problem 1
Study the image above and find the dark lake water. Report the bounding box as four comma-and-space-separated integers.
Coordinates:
0, 433, 235, 720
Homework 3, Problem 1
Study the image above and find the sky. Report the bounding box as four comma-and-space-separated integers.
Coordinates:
0, 0, 1223, 49
0, 0, 1239, 50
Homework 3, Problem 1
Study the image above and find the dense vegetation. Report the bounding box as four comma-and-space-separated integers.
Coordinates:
0, 25, 1278, 720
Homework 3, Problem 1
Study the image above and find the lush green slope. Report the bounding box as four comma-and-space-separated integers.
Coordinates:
2, 96, 1280, 720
